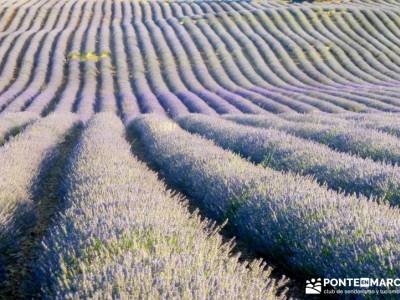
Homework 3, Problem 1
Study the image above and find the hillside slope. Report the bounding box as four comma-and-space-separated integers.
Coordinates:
0, 0, 400, 121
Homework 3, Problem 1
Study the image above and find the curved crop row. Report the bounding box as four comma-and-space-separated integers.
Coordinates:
73, 0, 103, 121
176, 8, 298, 114
0, 0, 64, 103
1, 0, 79, 114
96, 0, 117, 115
141, 4, 228, 116
52, 0, 96, 115
168, 2, 400, 111
0, 0, 400, 116
179, 113, 400, 205
159, 1, 285, 115
338, 112, 400, 137
131, 114, 400, 279
0, 0, 60, 97
0, 113, 79, 288
134, 15, 191, 117
194, 9, 353, 113
2, 1, 400, 116
110, 0, 140, 122
240, 7, 394, 109
31, 113, 286, 299
0, 0, 50, 38
282, 112, 400, 138
226, 114, 400, 166
161, 14, 270, 114
26, 0, 85, 114
120, 1, 167, 116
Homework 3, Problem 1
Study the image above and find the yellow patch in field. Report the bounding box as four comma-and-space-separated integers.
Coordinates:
68, 51, 111, 62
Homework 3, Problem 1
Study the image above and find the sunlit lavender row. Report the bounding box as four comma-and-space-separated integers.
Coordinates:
282, 111, 400, 138
29, 113, 287, 299
178, 113, 400, 204
0, 113, 79, 292
226, 114, 400, 166
131, 114, 400, 279
1, 110, 400, 297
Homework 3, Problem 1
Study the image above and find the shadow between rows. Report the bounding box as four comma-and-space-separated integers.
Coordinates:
0, 124, 83, 300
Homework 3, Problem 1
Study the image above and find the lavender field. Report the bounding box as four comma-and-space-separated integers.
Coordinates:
1, 0, 400, 299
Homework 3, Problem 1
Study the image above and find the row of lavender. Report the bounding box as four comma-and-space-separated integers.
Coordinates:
132, 114, 400, 281
179, 113, 400, 204
50, 1, 400, 117
0, 112, 79, 295
2, 110, 400, 296
1, 1, 400, 119
0, 113, 286, 299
